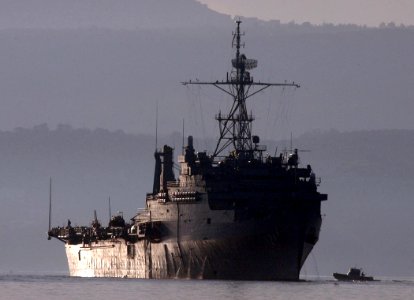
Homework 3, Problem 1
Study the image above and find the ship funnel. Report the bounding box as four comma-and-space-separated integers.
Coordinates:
160, 145, 175, 190
153, 151, 162, 194
185, 136, 196, 165
154, 145, 176, 193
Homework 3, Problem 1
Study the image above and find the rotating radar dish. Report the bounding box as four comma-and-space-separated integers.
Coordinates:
232, 57, 258, 70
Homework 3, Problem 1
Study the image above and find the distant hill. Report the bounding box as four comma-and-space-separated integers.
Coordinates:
0, 126, 413, 276
0, 0, 230, 30
1, 0, 409, 31
293, 129, 414, 178
0, 0, 413, 138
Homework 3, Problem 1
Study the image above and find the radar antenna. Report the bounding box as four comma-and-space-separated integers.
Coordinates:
182, 20, 299, 159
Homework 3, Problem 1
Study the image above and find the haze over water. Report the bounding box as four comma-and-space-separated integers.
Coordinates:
2, 274, 414, 300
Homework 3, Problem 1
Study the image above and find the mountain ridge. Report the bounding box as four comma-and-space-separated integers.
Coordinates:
0, 25, 413, 137
1, 0, 411, 31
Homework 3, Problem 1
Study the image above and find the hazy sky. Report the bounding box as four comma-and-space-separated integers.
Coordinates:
198, 0, 414, 26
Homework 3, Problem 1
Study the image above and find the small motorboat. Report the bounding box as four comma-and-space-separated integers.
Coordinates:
333, 267, 375, 281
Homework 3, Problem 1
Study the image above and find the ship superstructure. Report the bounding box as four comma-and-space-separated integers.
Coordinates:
48, 21, 327, 280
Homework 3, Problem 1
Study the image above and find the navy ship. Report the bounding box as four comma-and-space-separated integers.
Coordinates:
333, 268, 375, 281
48, 20, 327, 280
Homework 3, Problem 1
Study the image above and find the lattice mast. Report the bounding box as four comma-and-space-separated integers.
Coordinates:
182, 20, 299, 159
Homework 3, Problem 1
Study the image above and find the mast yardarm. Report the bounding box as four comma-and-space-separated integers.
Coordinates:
182, 20, 300, 159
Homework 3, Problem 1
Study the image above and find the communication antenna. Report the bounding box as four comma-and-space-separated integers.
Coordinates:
155, 101, 159, 150
182, 119, 185, 155
48, 177, 52, 240
93, 209, 99, 227
108, 196, 112, 222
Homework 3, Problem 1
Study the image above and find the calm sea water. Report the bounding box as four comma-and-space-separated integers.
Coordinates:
1, 274, 413, 300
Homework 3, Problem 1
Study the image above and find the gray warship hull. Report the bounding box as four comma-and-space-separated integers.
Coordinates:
67, 238, 314, 280
65, 196, 322, 280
